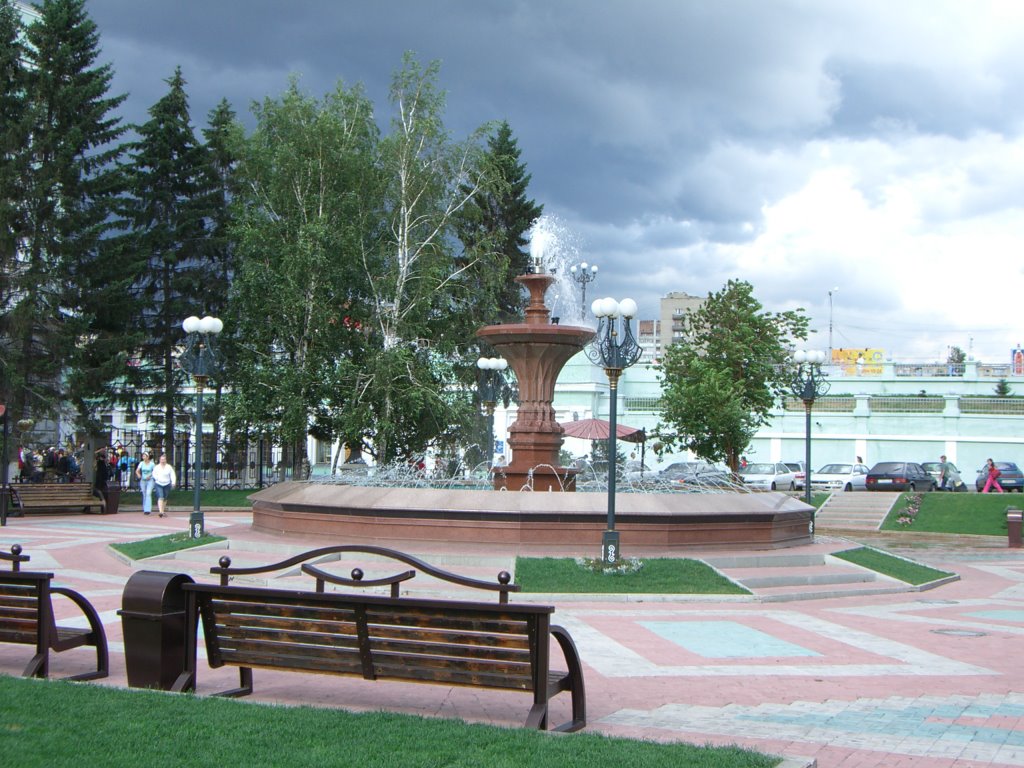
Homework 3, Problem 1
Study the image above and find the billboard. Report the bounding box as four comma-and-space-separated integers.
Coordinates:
831, 348, 884, 376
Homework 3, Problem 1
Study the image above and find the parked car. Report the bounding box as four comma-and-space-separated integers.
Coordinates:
974, 461, 1024, 492
658, 461, 716, 482
623, 461, 653, 481
739, 461, 797, 491
784, 461, 807, 489
810, 462, 870, 492
921, 461, 967, 491
865, 461, 936, 492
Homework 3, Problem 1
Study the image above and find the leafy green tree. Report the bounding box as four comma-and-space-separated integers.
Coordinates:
225, 78, 377, 475
994, 378, 1011, 396
656, 279, 808, 472
947, 345, 966, 367
122, 67, 216, 456
6, 0, 126, 431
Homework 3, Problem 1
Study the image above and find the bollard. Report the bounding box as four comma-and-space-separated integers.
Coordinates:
119, 571, 195, 689
1007, 508, 1022, 549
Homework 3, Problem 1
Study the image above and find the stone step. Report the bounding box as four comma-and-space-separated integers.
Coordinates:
723, 564, 877, 589
750, 581, 910, 602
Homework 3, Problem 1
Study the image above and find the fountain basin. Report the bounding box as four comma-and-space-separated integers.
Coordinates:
250, 483, 815, 551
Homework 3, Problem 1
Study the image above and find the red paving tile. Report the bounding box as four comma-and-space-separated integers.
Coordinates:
3, 508, 1024, 768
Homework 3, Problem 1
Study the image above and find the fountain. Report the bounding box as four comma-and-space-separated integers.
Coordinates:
477, 268, 594, 491
248, 218, 815, 551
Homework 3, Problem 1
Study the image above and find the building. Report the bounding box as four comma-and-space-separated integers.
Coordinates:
658, 291, 704, 354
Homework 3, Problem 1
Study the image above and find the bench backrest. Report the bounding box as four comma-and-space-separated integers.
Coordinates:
13, 484, 96, 498
185, 583, 552, 692
0, 572, 54, 649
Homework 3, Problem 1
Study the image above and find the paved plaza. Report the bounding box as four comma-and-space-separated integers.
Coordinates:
1, 508, 1023, 767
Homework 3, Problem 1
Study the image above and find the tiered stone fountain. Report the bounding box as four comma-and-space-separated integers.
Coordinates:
477, 269, 594, 491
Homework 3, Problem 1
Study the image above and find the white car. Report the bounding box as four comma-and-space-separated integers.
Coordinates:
739, 461, 796, 491
810, 462, 870, 492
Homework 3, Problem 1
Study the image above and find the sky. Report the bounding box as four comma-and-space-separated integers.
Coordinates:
80, 0, 1024, 363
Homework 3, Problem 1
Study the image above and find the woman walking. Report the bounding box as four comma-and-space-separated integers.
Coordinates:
136, 452, 156, 515
982, 458, 1004, 494
152, 453, 177, 517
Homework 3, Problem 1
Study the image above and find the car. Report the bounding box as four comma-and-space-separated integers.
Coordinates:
658, 461, 717, 481
623, 461, 654, 481
784, 461, 807, 489
810, 462, 870, 492
865, 461, 936, 492
974, 461, 1024, 492
739, 461, 797, 491
921, 460, 966, 491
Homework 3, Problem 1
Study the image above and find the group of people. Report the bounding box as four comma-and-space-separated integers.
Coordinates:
937, 455, 1005, 493
17, 446, 81, 483
94, 449, 177, 515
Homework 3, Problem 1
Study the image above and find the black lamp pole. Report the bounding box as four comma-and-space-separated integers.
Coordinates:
790, 349, 829, 509
0, 406, 8, 527
180, 316, 223, 539
586, 297, 643, 563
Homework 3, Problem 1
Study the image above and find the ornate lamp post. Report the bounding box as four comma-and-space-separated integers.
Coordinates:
790, 349, 829, 509
568, 262, 598, 319
180, 315, 223, 539
476, 356, 508, 467
586, 296, 643, 563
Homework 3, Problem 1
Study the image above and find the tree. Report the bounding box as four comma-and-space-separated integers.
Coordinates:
994, 378, 1011, 396
5, 0, 126, 433
225, 78, 378, 475
455, 121, 542, 323
123, 67, 216, 457
656, 279, 809, 472
334, 55, 500, 465
947, 345, 966, 372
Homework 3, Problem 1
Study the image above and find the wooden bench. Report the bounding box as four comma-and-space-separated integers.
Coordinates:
8, 483, 107, 515
0, 544, 109, 680
170, 545, 586, 731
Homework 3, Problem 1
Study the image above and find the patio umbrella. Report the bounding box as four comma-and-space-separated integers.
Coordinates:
558, 418, 646, 443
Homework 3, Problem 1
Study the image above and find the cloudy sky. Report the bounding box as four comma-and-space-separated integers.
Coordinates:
83, 0, 1024, 363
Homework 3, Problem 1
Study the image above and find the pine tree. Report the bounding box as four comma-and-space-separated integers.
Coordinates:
457, 121, 543, 323
9, 0, 126, 429
123, 67, 213, 458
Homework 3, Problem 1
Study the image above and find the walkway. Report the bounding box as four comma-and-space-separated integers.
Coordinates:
2, 509, 1023, 768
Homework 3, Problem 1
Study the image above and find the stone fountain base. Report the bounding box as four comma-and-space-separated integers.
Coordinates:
248, 483, 815, 551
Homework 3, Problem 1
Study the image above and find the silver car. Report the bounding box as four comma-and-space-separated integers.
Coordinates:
810, 462, 870, 492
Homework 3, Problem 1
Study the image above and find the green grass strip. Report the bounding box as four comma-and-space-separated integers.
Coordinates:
0, 675, 780, 768
832, 546, 954, 586
516, 557, 749, 594
111, 532, 226, 560
880, 492, 1023, 535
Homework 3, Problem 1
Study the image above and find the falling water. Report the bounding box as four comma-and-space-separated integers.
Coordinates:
527, 216, 595, 327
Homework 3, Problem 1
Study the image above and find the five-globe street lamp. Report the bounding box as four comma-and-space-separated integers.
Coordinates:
568, 262, 598, 319
180, 315, 224, 539
586, 296, 643, 564
476, 357, 508, 467
791, 349, 830, 511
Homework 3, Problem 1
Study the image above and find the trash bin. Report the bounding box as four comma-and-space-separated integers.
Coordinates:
119, 571, 194, 690
1007, 508, 1022, 549
102, 486, 120, 515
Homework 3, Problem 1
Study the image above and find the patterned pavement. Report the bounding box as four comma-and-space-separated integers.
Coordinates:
2, 510, 1023, 767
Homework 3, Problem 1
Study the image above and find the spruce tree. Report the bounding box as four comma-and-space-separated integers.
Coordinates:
123, 67, 213, 458
9, 0, 126, 429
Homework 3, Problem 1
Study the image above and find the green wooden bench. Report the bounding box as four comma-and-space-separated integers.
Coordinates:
8, 483, 106, 515
0, 544, 109, 680
169, 545, 586, 731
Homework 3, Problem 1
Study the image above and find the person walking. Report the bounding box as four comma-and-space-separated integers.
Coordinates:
152, 453, 177, 517
982, 458, 1004, 494
136, 452, 156, 515
938, 455, 951, 490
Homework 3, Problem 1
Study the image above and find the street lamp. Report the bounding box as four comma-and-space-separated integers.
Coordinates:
476, 356, 508, 467
568, 262, 599, 319
180, 315, 224, 539
586, 296, 643, 564
790, 349, 830, 511
827, 287, 839, 364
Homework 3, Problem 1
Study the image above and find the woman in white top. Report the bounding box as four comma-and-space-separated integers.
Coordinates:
135, 452, 156, 515
151, 453, 177, 517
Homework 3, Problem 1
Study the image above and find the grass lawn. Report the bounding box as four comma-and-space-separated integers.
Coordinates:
117, 488, 254, 507
110, 531, 226, 560
879, 492, 1023, 535
832, 546, 954, 585
0, 676, 780, 768
515, 557, 749, 594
